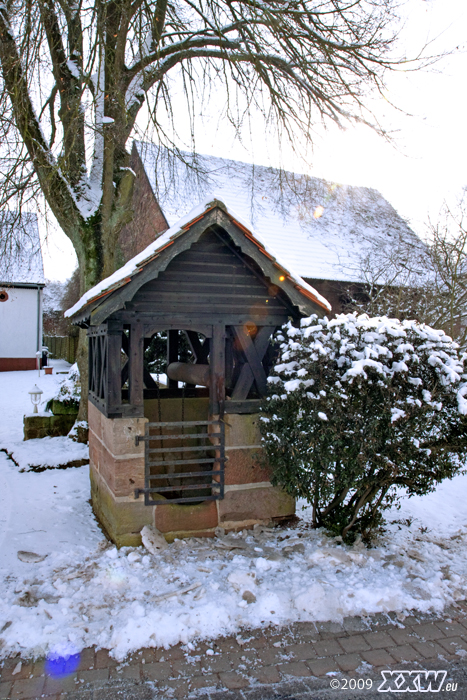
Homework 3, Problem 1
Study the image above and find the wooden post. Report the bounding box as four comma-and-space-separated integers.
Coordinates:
225, 328, 234, 390
106, 320, 123, 414
129, 322, 144, 414
210, 324, 225, 416
167, 329, 179, 388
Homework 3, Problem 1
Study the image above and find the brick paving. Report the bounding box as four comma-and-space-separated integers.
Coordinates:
1, 601, 467, 699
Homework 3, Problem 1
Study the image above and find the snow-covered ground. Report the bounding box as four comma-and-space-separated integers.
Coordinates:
0, 361, 88, 470
0, 369, 466, 663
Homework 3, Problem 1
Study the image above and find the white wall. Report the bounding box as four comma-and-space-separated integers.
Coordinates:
0, 287, 42, 358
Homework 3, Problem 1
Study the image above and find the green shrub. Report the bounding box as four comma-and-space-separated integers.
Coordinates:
260, 314, 467, 542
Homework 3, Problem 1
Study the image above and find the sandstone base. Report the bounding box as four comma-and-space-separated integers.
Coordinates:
88, 401, 295, 547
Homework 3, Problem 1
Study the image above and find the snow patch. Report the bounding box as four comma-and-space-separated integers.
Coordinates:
1, 368, 467, 662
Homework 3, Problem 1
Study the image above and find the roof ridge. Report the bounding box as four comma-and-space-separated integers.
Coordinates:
134, 139, 381, 195
66, 198, 330, 318
132, 140, 420, 285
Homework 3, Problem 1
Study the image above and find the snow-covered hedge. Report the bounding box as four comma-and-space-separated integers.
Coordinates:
260, 314, 467, 542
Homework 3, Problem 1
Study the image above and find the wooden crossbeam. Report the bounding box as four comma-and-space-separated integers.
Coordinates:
121, 361, 129, 387
185, 331, 210, 364
120, 330, 129, 389
121, 330, 129, 355
231, 326, 274, 400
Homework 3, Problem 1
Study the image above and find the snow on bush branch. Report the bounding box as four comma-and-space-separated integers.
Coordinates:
260, 313, 467, 543
45, 363, 81, 413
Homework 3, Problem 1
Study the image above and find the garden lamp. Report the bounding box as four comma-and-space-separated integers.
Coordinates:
28, 385, 43, 414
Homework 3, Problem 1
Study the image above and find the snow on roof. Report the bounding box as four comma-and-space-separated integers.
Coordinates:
0, 213, 45, 286
136, 142, 422, 284
66, 197, 330, 318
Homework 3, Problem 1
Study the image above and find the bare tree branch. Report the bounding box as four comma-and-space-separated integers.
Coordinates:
346, 193, 467, 348
0, 0, 433, 420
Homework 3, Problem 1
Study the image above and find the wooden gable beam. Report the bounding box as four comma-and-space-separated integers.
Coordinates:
214, 210, 327, 318
211, 226, 297, 318
89, 209, 219, 326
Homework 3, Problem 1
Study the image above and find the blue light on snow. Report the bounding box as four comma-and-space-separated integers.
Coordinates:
45, 651, 80, 678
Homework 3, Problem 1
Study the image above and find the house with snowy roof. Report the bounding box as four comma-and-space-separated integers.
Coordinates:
0, 213, 45, 371
117, 141, 422, 314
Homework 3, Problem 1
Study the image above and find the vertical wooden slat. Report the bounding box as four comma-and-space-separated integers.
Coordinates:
106, 320, 123, 413
210, 324, 225, 415
167, 329, 179, 388
129, 322, 144, 412
143, 421, 150, 506
99, 335, 107, 400
88, 335, 94, 395
224, 330, 234, 389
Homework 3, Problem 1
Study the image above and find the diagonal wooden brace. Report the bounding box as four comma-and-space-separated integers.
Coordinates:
231, 325, 274, 400
185, 331, 210, 364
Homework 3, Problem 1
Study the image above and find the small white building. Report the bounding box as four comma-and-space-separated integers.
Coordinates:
0, 214, 45, 371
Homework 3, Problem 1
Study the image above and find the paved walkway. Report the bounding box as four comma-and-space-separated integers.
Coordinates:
1, 602, 467, 699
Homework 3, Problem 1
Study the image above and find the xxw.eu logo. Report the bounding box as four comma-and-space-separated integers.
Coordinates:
378, 670, 455, 693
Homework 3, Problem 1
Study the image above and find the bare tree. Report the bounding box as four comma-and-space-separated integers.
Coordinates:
343, 232, 428, 320
424, 197, 467, 346
0, 0, 420, 421
344, 194, 467, 347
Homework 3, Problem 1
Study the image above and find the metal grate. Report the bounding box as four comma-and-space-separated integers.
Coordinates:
134, 419, 225, 506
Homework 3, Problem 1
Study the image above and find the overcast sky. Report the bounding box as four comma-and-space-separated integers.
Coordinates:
42, 0, 467, 281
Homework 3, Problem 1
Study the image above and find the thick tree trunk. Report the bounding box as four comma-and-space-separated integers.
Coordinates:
73, 218, 106, 441
72, 204, 132, 440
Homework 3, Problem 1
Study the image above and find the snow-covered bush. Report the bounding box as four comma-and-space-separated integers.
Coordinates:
260, 314, 467, 542
46, 363, 81, 412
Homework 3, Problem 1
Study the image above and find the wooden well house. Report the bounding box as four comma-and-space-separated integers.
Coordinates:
69, 199, 330, 546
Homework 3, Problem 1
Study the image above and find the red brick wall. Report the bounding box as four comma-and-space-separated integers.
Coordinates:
304, 278, 368, 318
0, 358, 36, 371
117, 143, 169, 265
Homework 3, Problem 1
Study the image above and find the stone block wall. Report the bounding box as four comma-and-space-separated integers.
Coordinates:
23, 413, 77, 440
88, 400, 295, 547
219, 412, 294, 531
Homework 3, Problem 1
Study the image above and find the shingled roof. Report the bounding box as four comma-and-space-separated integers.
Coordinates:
135, 141, 422, 284
66, 198, 330, 322
0, 213, 45, 286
